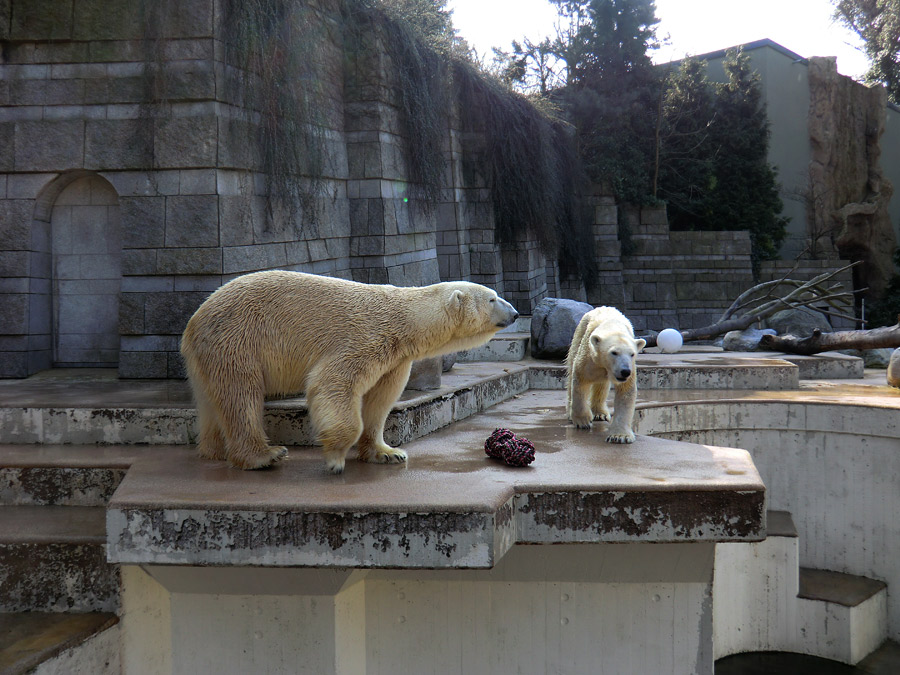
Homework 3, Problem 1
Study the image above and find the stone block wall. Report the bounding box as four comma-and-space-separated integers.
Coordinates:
0, 0, 351, 378
579, 204, 854, 334
599, 206, 756, 332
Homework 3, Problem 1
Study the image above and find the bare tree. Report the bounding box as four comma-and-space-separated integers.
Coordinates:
642, 263, 860, 346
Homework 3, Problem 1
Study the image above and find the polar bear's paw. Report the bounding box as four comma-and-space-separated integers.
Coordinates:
372, 447, 408, 464
324, 452, 347, 475
592, 410, 611, 422
234, 445, 288, 470
571, 413, 593, 430
358, 438, 408, 465
607, 429, 635, 444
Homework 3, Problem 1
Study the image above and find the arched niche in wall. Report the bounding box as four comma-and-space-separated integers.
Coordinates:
33, 171, 122, 368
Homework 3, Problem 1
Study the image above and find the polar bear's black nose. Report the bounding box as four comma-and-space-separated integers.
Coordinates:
618, 368, 631, 380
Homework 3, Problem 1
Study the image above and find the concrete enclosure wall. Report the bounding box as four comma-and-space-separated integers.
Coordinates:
121, 543, 716, 675
637, 399, 900, 642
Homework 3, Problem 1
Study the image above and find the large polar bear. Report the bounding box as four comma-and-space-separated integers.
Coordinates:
566, 306, 646, 443
181, 270, 518, 473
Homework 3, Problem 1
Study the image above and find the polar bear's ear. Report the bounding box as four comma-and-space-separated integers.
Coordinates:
449, 289, 465, 308
635, 338, 647, 353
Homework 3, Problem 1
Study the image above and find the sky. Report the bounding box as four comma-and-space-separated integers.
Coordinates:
447, 0, 870, 80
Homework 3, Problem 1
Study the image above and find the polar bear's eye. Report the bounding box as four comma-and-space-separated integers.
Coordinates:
611, 350, 619, 356
489, 298, 496, 303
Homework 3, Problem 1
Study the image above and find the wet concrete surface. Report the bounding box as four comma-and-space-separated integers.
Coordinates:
109, 390, 764, 513
6, 351, 896, 570
0, 369, 193, 408
0, 351, 891, 411
715, 640, 900, 675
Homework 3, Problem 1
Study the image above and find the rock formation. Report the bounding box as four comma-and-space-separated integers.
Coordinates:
806, 57, 898, 303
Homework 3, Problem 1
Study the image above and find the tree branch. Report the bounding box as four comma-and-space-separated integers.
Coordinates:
758, 320, 900, 355
642, 262, 862, 348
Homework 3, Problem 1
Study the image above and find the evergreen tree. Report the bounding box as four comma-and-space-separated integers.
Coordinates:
654, 57, 716, 227
705, 50, 788, 273
378, 0, 455, 42
491, 38, 561, 94
553, 0, 662, 202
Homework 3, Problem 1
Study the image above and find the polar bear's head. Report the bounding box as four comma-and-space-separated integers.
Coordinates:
428, 282, 517, 356
589, 330, 646, 382
448, 282, 518, 331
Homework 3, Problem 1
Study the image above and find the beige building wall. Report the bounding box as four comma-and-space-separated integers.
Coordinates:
697, 39, 900, 260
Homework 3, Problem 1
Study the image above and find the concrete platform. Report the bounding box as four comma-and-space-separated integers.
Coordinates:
456, 331, 530, 361
639, 352, 800, 389
0, 444, 139, 506
106, 390, 765, 568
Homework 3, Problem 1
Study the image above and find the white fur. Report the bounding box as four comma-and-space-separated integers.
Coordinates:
566, 306, 646, 443
181, 271, 518, 473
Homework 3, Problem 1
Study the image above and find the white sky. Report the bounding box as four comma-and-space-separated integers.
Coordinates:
447, 0, 870, 79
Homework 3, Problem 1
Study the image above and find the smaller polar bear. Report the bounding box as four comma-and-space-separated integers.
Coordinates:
566, 306, 646, 443
181, 271, 518, 474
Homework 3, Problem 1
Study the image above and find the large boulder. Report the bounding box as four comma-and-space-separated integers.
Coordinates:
530, 298, 594, 360
722, 328, 776, 352
888, 348, 900, 387
407, 356, 442, 391
765, 308, 831, 337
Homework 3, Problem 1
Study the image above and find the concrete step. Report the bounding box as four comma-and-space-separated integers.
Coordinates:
0, 445, 138, 506
0, 362, 533, 446
714, 510, 800, 659
455, 317, 532, 362
638, 352, 800, 389
0, 505, 119, 613
714, 510, 889, 666
856, 639, 900, 674
797, 567, 888, 665
0, 611, 119, 675
456, 332, 530, 362
763, 351, 865, 380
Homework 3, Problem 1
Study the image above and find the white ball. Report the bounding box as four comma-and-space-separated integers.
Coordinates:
657, 328, 683, 353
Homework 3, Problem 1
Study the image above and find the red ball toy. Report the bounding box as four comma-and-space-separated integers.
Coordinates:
484, 428, 536, 467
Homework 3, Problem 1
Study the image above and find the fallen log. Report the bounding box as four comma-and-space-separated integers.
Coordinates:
757, 319, 900, 355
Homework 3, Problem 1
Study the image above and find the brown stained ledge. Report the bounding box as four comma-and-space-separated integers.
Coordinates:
106, 390, 766, 569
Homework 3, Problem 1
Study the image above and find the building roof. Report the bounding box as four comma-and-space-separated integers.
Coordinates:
682, 38, 808, 66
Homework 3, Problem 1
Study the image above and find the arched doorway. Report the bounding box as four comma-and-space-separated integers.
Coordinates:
49, 174, 122, 367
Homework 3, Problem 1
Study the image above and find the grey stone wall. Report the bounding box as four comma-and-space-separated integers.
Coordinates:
0, 0, 856, 378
